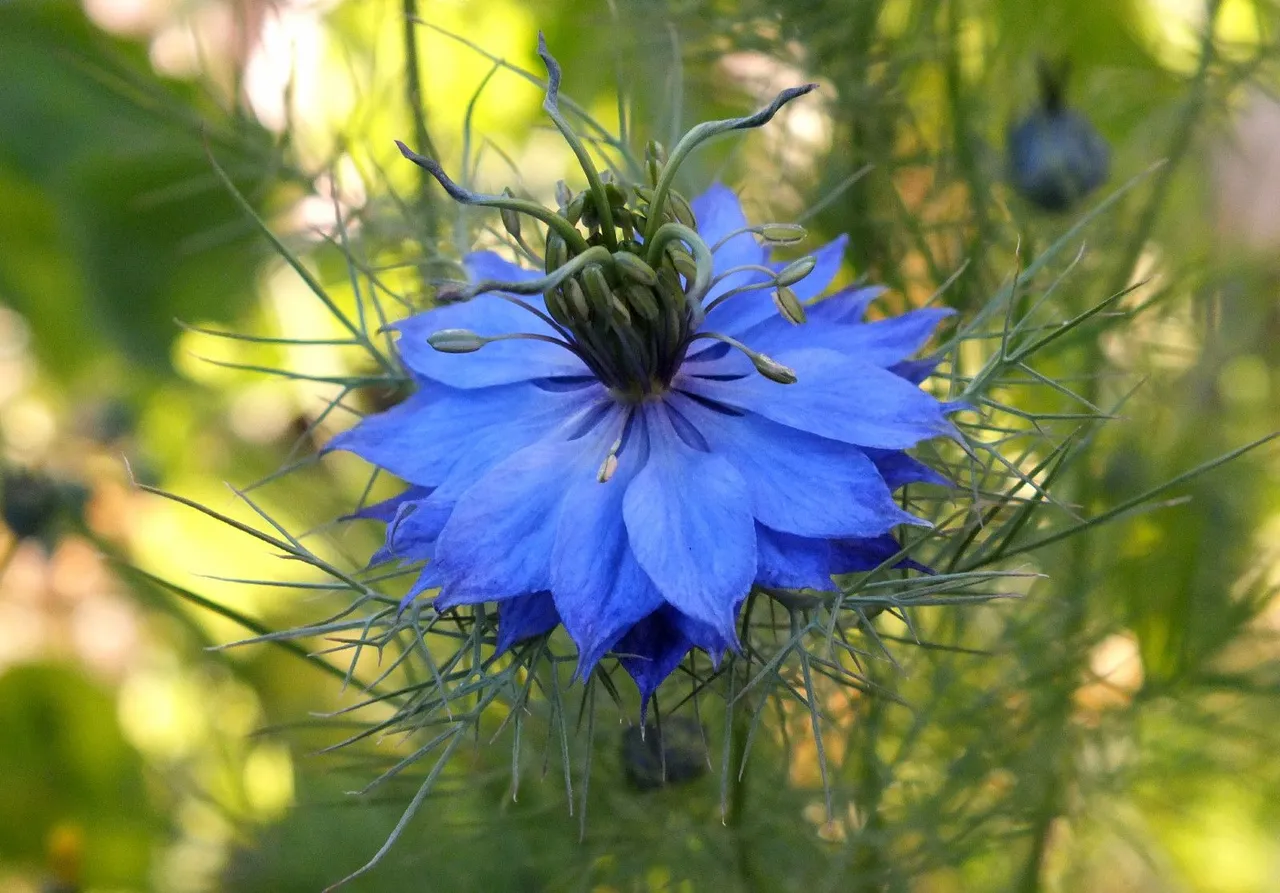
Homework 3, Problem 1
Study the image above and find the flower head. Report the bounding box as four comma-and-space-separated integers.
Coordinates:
332, 36, 955, 708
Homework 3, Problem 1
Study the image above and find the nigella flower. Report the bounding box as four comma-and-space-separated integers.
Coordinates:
331, 36, 956, 709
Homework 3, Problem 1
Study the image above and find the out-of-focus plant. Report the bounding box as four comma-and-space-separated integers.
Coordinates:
4, 0, 1280, 891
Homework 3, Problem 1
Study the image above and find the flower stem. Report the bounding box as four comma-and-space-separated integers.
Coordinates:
401, 0, 439, 236
1014, 5, 1223, 889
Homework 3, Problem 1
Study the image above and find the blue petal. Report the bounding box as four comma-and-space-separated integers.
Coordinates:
463, 250, 543, 284
865, 448, 951, 489
433, 402, 619, 606
667, 393, 922, 538
678, 348, 955, 450
614, 606, 694, 717
756, 526, 835, 590
890, 356, 942, 385
694, 184, 771, 333
398, 562, 445, 613
771, 235, 847, 302
377, 499, 442, 564
392, 300, 586, 389
550, 410, 664, 675
496, 591, 561, 656
740, 307, 955, 367
327, 379, 600, 488
831, 534, 932, 575
806, 285, 886, 325
623, 402, 756, 644
343, 485, 434, 523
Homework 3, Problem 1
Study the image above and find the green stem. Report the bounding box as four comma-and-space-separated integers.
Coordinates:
402, 0, 439, 236
1014, 5, 1223, 889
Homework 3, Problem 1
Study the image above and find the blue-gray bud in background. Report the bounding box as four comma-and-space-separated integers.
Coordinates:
1007, 59, 1110, 213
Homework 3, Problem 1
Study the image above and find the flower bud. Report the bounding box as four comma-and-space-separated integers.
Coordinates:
758, 223, 807, 245
554, 179, 572, 211
775, 255, 817, 287
752, 352, 798, 384
427, 329, 488, 353
644, 140, 667, 187
622, 282, 661, 322
612, 251, 659, 287
771, 285, 807, 325
499, 187, 522, 241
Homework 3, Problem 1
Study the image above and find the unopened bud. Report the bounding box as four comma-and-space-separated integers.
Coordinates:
582, 264, 614, 312
555, 180, 572, 211
622, 283, 661, 322
612, 252, 659, 287
563, 278, 591, 320
758, 223, 807, 245
665, 245, 699, 282
751, 352, 798, 384
428, 329, 488, 354
597, 452, 619, 483
545, 234, 568, 274
775, 255, 817, 287
667, 191, 697, 229
499, 188, 522, 240
771, 285, 807, 325
645, 141, 667, 186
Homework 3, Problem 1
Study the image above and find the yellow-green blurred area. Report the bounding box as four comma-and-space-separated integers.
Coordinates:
1, 0, 1279, 890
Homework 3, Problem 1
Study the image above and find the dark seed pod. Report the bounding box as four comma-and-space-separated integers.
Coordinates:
1007, 59, 1110, 213
621, 716, 707, 791
2, 468, 66, 542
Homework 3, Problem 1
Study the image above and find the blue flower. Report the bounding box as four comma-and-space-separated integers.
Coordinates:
329, 37, 955, 709
332, 184, 955, 707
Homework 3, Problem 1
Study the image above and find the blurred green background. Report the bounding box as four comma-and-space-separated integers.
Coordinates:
1, 0, 1279, 890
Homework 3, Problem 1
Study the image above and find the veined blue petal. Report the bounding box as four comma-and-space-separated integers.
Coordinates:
806, 285, 886, 325
756, 526, 835, 590
831, 534, 932, 575
551, 410, 664, 675
433, 402, 619, 606
770, 235, 847, 302
398, 562, 445, 614
327, 379, 600, 488
865, 447, 952, 489
463, 250, 543, 284
696, 184, 771, 333
704, 234, 851, 340
343, 485, 434, 523
392, 301, 587, 389
377, 500, 442, 564
496, 591, 560, 656
623, 402, 756, 644
667, 393, 922, 538
678, 348, 955, 450
741, 307, 955, 367
614, 606, 694, 717
890, 356, 943, 385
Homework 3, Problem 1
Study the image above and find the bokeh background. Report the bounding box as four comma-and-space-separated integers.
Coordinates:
2, 0, 1280, 890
